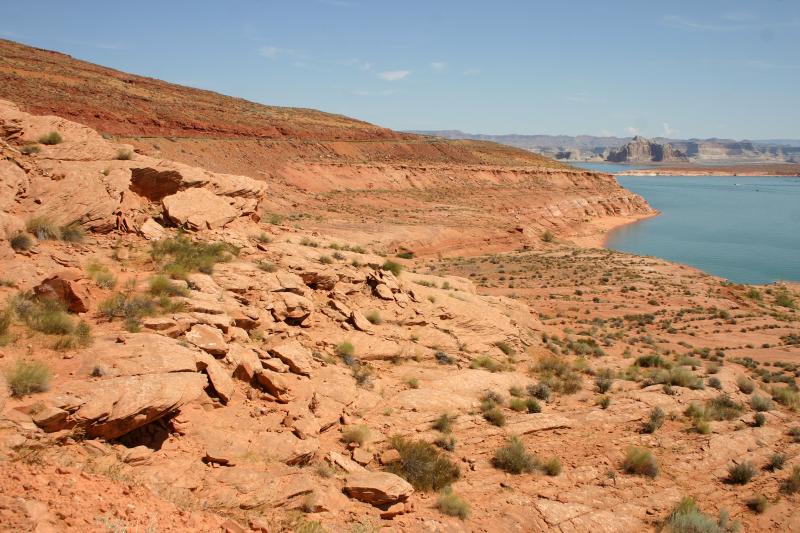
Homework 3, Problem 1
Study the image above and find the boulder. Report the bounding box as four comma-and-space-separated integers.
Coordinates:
139, 217, 166, 240
33, 269, 91, 313
272, 292, 314, 323
350, 310, 373, 332
326, 451, 366, 474
343, 472, 414, 506
162, 188, 238, 230
255, 369, 293, 403
300, 268, 339, 290
185, 324, 228, 356
270, 341, 313, 376
195, 352, 236, 404
374, 284, 394, 300
54, 372, 207, 439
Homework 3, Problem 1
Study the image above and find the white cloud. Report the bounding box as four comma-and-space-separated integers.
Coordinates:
430, 61, 446, 71
624, 126, 640, 135
662, 122, 674, 136
378, 70, 411, 81
462, 68, 481, 76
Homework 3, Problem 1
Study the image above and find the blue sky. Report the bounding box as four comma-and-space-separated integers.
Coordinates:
1, 0, 798, 139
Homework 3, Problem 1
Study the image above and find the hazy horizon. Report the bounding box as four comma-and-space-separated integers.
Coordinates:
1, 0, 798, 140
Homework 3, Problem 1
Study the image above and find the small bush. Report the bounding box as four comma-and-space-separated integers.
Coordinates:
19, 144, 41, 155
341, 425, 370, 446
26, 216, 61, 240
149, 275, 186, 297
396, 251, 414, 260
541, 457, 561, 476
541, 230, 554, 243
115, 149, 134, 160
483, 407, 506, 427
98, 293, 156, 331
527, 382, 551, 401
335, 341, 355, 357
386, 437, 460, 491
595, 373, 614, 394
770, 386, 799, 409
664, 497, 740, 533
622, 447, 658, 478
0, 307, 11, 337
636, 354, 669, 368
753, 412, 766, 427
433, 434, 456, 451
782, 466, 800, 494
509, 397, 528, 412
746, 494, 768, 514
5, 359, 51, 397
351, 362, 373, 388
642, 406, 665, 434
524, 397, 542, 413
494, 341, 515, 356
727, 462, 756, 484
789, 427, 800, 442
767, 453, 786, 471
708, 377, 722, 390
405, 377, 419, 389
9, 232, 34, 252
432, 413, 457, 433
381, 260, 403, 277
705, 395, 744, 421
598, 395, 611, 409
736, 375, 755, 394
257, 260, 277, 272
151, 236, 236, 278
470, 355, 506, 373
38, 131, 63, 145
59, 223, 85, 243
318, 255, 333, 265
750, 395, 773, 412
493, 436, 537, 474
365, 310, 383, 325
436, 487, 469, 519
24, 300, 74, 335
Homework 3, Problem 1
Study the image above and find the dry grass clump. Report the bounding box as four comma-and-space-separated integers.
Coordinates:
432, 413, 457, 433
115, 149, 134, 160
727, 461, 756, 484
534, 355, 581, 394
98, 292, 157, 332
663, 497, 739, 533
38, 131, 63, 145
735, 375, 755, 394
782, 466, 800, 494
340, 425, 370, 446
622, 447, 658, 478
641, 406, 665, 434
381, 260, 403, 276
386, 437, 460, 491
492, 436, 537, 474
4, 359, 51, 397
365, 310, 383, 325
470, 355, 507, 372
148, 275, 187, 297
9, 232, 34, 252
436, 487, 469, 519
150, 236, 237, 278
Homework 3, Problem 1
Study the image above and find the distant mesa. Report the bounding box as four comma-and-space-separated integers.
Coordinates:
606, 136, 688, 163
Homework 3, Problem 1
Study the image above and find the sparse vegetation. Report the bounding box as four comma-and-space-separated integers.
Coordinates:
541, 457, 562, 476
782, 465, 800, 494
341, 425, 370, 446
767, 453, 786, 471
115, 149, 134, 160
436, 487, 469, 519
38, 131, 63, 145
534, 355, 581, 394
26, 216, 61, 240
663, 497, 740, 533
5, 359, 51, 397
470, 355, 506, 373
9, 232, 34, 252
365, 310, 383, 325
727, 462, 755, 484
642, 406, 665, 434
386, 437, 460, 491
432, 413, 457, 433
746, 494, 768, 514
735, 375, 755, 394
493, 436, 537, 474
150, 236, 237, 278
622, 447, 658, 478
381, 260, 403, 276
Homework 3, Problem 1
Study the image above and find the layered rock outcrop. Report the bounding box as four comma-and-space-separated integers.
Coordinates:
606, 136, 687, 163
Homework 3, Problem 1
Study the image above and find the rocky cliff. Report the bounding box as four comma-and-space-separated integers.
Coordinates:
606, 136, 687, 163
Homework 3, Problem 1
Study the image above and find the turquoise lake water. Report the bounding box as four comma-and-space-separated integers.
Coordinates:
575, 163, 800, 284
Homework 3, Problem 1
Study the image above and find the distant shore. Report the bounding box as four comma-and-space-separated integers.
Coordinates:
569, 211, 661, 249
615, 163, 800, 177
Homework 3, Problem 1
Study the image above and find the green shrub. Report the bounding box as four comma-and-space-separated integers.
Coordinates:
59, 223, 85, 243
642, 406, 665, 434
53, 320, 93, 351
535, 355, 582, 395
115, 149, 134, 160
509, 397, 528, 412
664, 497, 740, 533
98, 293, 156, 331
264, 212, 285, 225
381, 260, 403, 276
365, 310, 383, 325
622, 447, 658, 478
770, 386, 799, 409
541, 457, 561, 476
708, 377, 722, 390
318, 255, 333, 265
433, 434, 456, 451
405, 377, 419, 389
636, 354, 669, 368
767, 453, 786, 471
0, 307, 11, 337
257, 260, 277, 272
23, 300, 74, 335
750, 395, 773, 412
335, 341, 355, 357
736, 375, 755, 394
746, 494, 768, 514
541, 230, 554, 243
396, 252, 414, 260
492, 436, 537, 474
470, 355, 506, 372
19, 144, 41, 155
705, 395, 744, 421
432, 413, 457, 433
341, 425, 370, 446
436, 487, 469, 519
148, 275, 186, 297
789, 427, 800, 442
524, 397, 542, 413
598, 395, 611, 409
482, 407, 506, 427
727, 461, 756, 484
9, 232, 34, 252
753, 412, 766, 427
494, 341, 515, 356
595, 372, 614, 393
527, 382, 551, 401
386, 437, 460, 491
150, 236, 236, 278
38, 131, 63, 145
5, 359, 51, 397
782, 466, 800, 494
775, 288, 796, 309
26, 216, 61, 240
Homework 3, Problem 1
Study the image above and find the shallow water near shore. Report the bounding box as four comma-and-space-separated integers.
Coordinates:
578, 164, 800, 284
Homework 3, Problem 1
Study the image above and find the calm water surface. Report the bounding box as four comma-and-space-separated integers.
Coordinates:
575, 163, 800, 284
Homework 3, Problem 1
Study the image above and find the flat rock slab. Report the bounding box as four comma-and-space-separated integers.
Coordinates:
505, 414, 574, 435
343, 472, 413, 506
186, 324, 229, 356
269, 340, 313, 376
